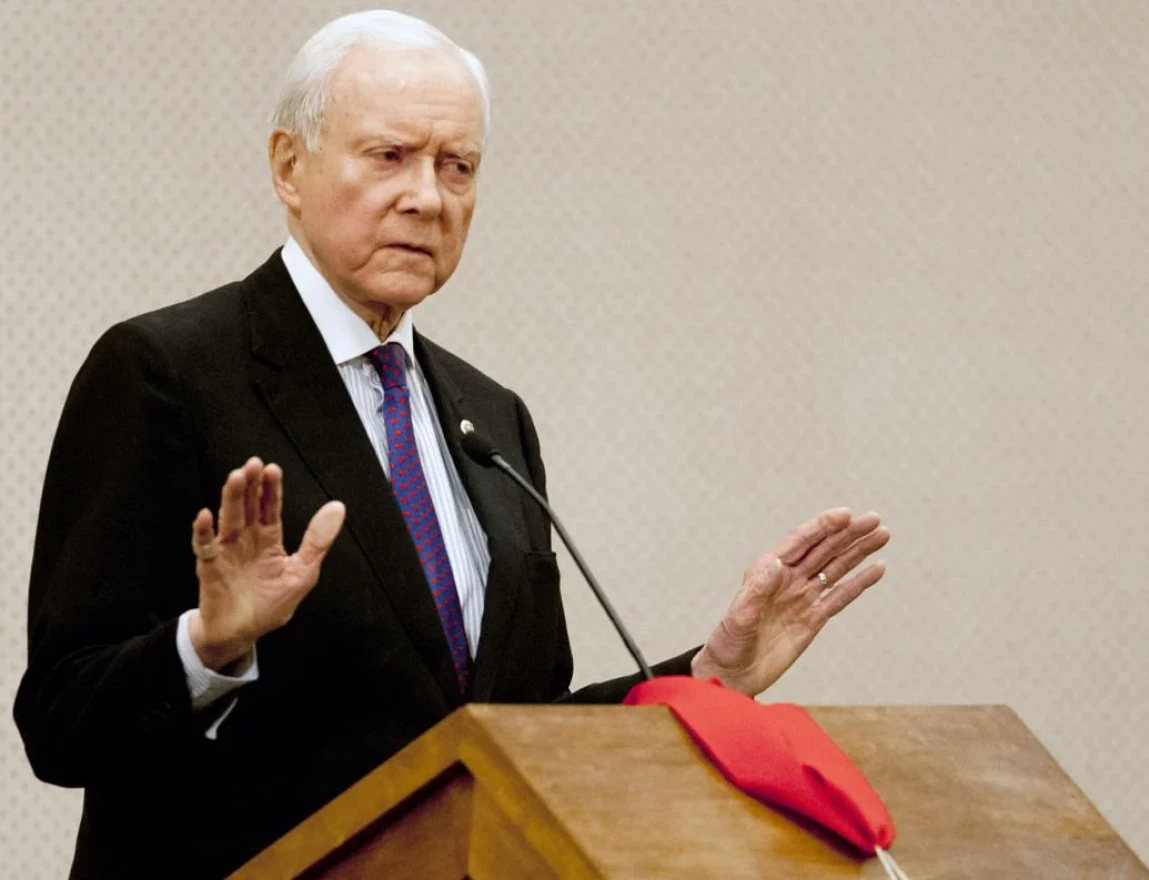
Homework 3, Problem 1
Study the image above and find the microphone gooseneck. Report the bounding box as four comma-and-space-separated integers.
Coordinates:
460, 422, 654, 681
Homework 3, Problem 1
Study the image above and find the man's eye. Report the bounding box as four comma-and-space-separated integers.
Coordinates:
374, 149, 402, 162
445, 160, 474, 177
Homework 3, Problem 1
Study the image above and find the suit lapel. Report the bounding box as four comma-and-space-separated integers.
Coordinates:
241, 253, 463, 706
414, 333, 529, 703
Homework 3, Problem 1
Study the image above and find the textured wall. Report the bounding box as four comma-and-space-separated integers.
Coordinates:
2, 1, 1147, 875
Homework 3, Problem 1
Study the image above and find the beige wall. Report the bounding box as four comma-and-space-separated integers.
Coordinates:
2, 1, 1147, 874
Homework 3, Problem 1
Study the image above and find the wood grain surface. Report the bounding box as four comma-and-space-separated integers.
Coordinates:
231, 704, 1148, 879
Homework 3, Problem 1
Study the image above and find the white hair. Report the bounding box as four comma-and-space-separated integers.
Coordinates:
271, 10, 491, 152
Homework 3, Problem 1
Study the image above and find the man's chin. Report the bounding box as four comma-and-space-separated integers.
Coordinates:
360, 275, 438, 310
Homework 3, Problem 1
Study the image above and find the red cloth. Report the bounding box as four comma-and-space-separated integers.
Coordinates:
625, 676, 895, 853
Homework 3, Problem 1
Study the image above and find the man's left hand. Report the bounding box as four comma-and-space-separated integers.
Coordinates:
691, 507, 890, 696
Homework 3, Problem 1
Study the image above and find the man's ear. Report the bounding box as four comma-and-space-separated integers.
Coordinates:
269, 129, 304, 210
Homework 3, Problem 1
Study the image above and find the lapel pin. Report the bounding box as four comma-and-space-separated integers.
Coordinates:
460, 419, 475, 435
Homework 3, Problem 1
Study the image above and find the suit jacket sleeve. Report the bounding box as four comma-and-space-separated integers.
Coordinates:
14, 321, 211, 788
509, 393, 700, 705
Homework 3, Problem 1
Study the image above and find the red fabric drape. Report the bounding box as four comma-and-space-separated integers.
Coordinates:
625, 676, 895, 853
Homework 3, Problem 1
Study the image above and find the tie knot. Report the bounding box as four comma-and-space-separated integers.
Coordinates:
368, 342, 407, 390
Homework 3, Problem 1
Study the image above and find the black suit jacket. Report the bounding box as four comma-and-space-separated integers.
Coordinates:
14, 251, 695, 879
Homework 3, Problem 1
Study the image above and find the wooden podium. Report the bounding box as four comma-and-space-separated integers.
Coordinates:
230, 705, 1147, 879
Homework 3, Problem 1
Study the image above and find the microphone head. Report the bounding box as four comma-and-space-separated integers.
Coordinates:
460, 424, 500, 465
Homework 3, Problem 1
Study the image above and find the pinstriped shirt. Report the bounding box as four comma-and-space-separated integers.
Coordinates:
281, 237, 491, 657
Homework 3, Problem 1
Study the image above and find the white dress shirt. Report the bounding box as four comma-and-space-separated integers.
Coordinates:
177, 238, 491, 733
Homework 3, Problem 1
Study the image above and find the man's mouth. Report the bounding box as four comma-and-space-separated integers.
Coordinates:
388, 242, 433, 256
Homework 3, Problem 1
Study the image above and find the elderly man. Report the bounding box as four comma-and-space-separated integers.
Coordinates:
14, 10, 889, 879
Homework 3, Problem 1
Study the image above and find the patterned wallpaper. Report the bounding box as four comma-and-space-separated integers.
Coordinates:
1, 1, 1146, 875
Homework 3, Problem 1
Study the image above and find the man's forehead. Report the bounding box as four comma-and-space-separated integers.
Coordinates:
327, 46, 484, 144
332, 46, 479, 108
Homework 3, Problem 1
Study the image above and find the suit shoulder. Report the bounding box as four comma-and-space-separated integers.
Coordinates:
93, 251, 284, 365
63, 283, 248, 413
417, 334, 523, 401
118, 281, 247, 347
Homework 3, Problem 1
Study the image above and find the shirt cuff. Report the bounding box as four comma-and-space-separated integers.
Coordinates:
176, 609, 259, 711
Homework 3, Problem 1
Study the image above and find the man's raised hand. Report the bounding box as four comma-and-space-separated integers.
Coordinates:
187, 457, 345, 671
691, 507, 890, 696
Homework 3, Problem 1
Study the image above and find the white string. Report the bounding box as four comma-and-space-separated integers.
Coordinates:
875, 849, 897, 880
875, 846, 912, 880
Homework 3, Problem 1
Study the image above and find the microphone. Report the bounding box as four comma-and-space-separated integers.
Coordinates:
459, 421, 654, 681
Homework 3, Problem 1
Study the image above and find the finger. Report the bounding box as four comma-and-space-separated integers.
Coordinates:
191, 508, 219, 560
796, 511, 882, 578
241, 457, 264, 528
802, 512, 880, 570
817, 560, 886, 618
773, 507, 851, 566
217, 468, 247, 543
816, 526, 890, 587
296, 501, 347, 567
259, 463, 283, 528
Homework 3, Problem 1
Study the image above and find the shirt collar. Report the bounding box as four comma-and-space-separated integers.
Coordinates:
281, 235, 416, 367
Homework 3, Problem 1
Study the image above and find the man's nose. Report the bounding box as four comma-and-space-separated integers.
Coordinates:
397, 157, 443, 217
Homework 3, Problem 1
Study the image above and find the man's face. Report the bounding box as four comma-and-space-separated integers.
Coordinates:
285, 47, 484, 319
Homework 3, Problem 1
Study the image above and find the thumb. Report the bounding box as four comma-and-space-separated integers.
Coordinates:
733, 557, 785, 623
296, 500, 346, 567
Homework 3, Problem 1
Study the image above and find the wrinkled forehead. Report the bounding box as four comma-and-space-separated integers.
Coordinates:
324, 45, 485, 146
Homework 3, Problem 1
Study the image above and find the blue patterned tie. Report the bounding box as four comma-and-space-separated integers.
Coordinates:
367, 342, 471, 692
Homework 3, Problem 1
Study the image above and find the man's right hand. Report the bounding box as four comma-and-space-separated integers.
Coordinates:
188, 457, 346, 672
